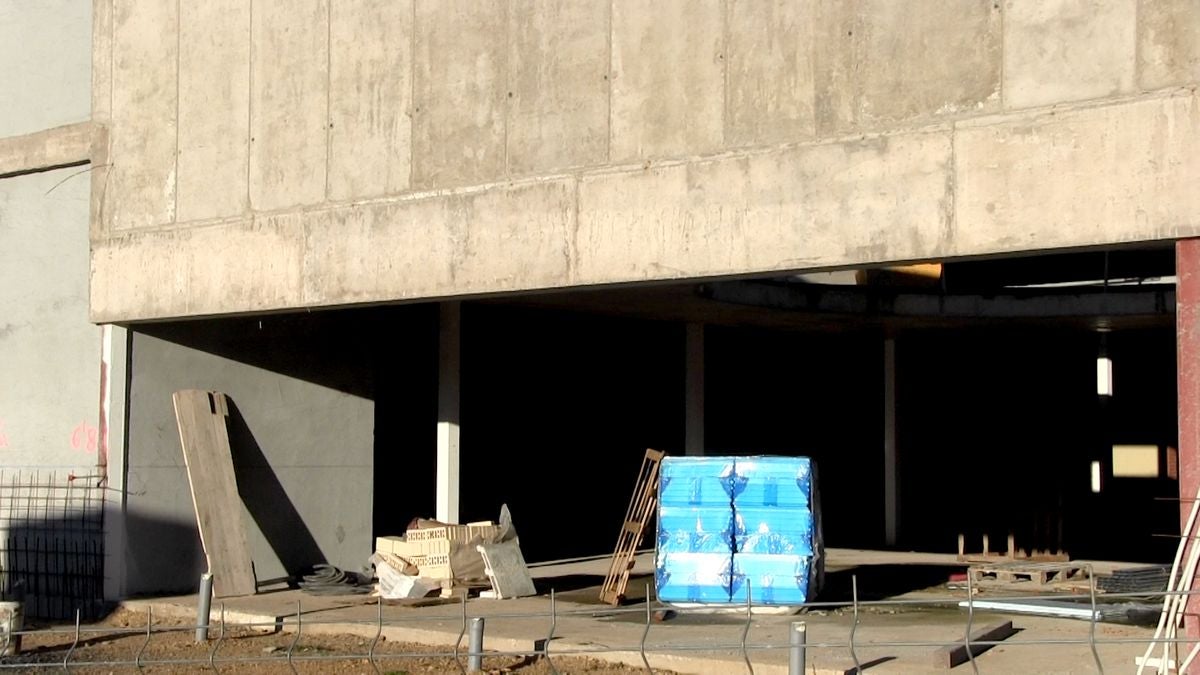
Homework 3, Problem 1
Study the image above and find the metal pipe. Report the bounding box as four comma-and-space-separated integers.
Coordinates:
195, 573, 213, 643
788, 622, 806, 675
468, 617, 485, 672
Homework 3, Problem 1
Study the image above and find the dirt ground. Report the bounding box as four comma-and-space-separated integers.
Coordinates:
4, 609, 670, 674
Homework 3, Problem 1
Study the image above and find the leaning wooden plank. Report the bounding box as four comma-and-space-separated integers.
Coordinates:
931, 621, 1016, 668
173, 390, 256, 597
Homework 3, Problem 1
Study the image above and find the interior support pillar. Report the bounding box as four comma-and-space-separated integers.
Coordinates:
685, 323, 705, 456
1178, 240, 1200, 635
437, 301, 461, 524
884, 336, 899, 547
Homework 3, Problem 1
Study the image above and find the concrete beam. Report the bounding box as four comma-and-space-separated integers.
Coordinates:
705, 281, 1175, 320
1177, 239, 1200, 637
0, 122, 92, 178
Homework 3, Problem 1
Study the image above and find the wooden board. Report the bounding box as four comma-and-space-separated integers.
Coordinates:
477, 540, 537, 599
931, 621, 1015, 669
173, 390, 256, 597
600, 449, 663, 605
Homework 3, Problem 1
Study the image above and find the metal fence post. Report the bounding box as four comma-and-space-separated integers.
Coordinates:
789, 621, 806, 675
468, 617, 485, 672
195, 573, 213, 643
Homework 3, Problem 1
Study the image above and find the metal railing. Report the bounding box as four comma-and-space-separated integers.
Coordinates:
0, 571, 1194, 674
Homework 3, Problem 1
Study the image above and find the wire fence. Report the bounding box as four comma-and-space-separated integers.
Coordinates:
0, 470, 105, 621
0, 569, 1195, 674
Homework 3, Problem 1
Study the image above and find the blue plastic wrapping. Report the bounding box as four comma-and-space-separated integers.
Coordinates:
733, 506, 814, 556
656, 455, 823, 606
655, 552, 733, 603
729, 456, 813, 508
658, 456, 737, 507
730, 554, 811, 605
658, 506, 735, 554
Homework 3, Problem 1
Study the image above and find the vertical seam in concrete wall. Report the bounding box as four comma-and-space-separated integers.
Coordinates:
606, 0, 614, 164
324, 0, 332, 201
721, 0, 730, 148
502, 0, 511, 179
174, 0, 181, 224
999, 0, 1007, 109
409, 0, 417, 185
246, 0, 254, 212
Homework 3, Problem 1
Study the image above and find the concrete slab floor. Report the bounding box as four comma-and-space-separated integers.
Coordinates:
122, 549, 1163, 674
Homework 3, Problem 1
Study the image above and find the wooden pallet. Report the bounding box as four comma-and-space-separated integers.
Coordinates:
599, 449, 664, 606
969, 561, 1089, 587
957, 532, 1069, 563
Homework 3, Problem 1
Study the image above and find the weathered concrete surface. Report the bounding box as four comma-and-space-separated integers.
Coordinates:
954, 91, 1200, 254
91, 90, 1200, 323
91, 217, 305, 319
0, 0, 91, 139
109, 0, 177, 230
412, 0, 506, 188
726, 0, 816, 146
506, 0, 609, 175
813, 0, 1001, 134
1003, 0, 1136, 109
124, 330, 373, 594
0, 122, 92, 177
250, 0, 328, 211
1139, 0, 1200, 91
0, 168, 101, 470
301, 179, 573, 305
576, 130, 954, 283
329, 0, 413, 200
177, 0, 250, 222
610, 0, 724, 161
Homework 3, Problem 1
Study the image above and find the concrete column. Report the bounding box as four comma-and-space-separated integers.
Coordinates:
101, 325, 130, 601
1178, 240, 1200, 636
884, 337, 899, 547
437, 302, 462, 524
685, 323, 705, 456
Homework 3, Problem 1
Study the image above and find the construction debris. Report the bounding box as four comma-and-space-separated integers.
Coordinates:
477, 540, 536, 599
968, 561, 1089, 588
298, 565, 372, 596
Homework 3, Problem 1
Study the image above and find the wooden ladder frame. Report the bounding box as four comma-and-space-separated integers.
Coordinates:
600, 448, 664, 605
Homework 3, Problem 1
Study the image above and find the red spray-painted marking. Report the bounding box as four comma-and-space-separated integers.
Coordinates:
70, 422, 99, 454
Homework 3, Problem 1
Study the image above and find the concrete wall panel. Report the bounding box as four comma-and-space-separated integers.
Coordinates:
91, 218, 305, 320
0, 0, 91, 138
954, 92, 1200, 253
125, 331, 373, 594
109, 0, 177, 230
177, 0, 250, 222
610, 0, 724, 161
726, 0, 816, 147
813, 0, 1001, 134
1139, 0, 1200, 90
249, 0, 329, 211
576, 129, 954, 284
412, 0, 506, 188
1003, 0, 1136, 109
302, 179, 573, 306
0, 168, 100, 470
329, 0, 413, 200
506, 0, 609, 175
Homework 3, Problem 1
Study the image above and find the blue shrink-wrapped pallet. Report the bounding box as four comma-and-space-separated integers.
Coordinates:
733, 506, 815, 556
728, 456, 813, 508
656, 455, 823, 607
658, 506, 735, 554
655, 552, 733, 603
730, 554, 811, 606
658, 456, 737, 507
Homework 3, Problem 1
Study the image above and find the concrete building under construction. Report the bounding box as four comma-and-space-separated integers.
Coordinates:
1, 0, 1199, 609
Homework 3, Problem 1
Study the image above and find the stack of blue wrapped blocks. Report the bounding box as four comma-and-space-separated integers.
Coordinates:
655, 455, 822, 606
